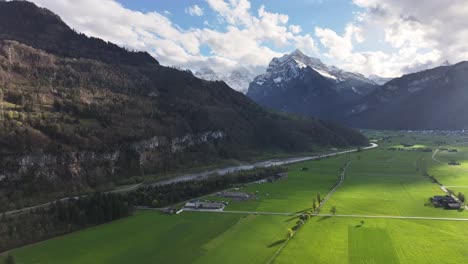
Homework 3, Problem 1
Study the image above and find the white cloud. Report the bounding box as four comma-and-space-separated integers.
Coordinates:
206, 0, 253, 26
185, 5, 203, 17
28, 0, 318, 78
346, 0, 468, 76
289, 25, 302, 34
24, 0, 468, 79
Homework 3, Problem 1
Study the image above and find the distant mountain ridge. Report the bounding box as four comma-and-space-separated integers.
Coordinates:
368, 74, 394, 85
247, 49, 377, 121
194, 67, 256, 94
346, 61, 468, 130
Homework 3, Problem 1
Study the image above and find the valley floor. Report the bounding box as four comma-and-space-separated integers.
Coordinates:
2, 131, 468, 263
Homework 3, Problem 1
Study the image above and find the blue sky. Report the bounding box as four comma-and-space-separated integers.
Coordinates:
117, 0, 363, 56
117, 0, 360, 32
31, 0, 468, 79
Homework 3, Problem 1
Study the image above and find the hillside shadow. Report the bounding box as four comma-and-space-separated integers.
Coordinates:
267, 239, 286, 248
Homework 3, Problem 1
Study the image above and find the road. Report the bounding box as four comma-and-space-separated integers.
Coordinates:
2, 182, 145, 216
431, 149, 445, 164
2, 143, 378, 216
432, 140, 468, 165
182, 209, 468, 222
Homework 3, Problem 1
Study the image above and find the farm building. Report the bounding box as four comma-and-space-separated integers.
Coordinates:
184, 200, 225, 211
431, 195, 462, 209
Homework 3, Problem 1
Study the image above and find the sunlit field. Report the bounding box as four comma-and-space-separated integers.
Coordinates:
3, 131, 468, 264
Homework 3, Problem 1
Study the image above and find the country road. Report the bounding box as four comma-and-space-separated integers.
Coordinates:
432, 140, 468, 164
182, 209, 468, 222
2, 143, 378, 216
2, 182, 144, 216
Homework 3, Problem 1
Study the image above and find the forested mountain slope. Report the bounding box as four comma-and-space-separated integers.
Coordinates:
0, 1, 368, 211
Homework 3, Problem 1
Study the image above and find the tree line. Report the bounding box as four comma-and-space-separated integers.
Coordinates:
0, 166, 287, 252
0, 193, 133, 252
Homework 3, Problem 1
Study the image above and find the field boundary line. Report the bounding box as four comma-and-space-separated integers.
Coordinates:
266, 238, 290, 264
431, 149, 446, 164
317, 214, 468, 221
264, 160, 352, 264
185, 209, 468, 222
316, 161, 350, 213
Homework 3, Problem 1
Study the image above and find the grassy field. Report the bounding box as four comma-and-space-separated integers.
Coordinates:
276, 217, 468, 264
3, 131, 468, 263
320, 149, 467, 217
203, 156, 348, 213
2, 211, 292, 264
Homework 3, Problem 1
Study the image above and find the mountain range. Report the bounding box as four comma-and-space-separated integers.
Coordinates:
347, 62, 468, 130
246, 49, 378, 121
194, 67, 256, 94
244, 49, 468, 130
0, 1, 368, 207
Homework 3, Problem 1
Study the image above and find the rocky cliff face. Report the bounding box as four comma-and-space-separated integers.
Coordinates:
0, 130, 225, 211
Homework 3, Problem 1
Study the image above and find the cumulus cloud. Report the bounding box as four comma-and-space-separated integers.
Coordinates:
185, 5, 204, 17
341, 0, 468, 76
289, 25, 302, 34
28, 0, 318, 76
24, 0, 468, 78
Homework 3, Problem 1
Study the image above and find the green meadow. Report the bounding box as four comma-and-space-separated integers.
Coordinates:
276, 217, 468, 264
3, 211, 292, 264
2, 131, 468, 263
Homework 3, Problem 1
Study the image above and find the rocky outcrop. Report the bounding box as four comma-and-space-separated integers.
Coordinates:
0, 131, 226, 210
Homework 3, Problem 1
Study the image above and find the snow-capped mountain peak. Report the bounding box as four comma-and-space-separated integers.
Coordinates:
252, 49, 374, 89
193, 66, 255, 94
194, 67, 221, 81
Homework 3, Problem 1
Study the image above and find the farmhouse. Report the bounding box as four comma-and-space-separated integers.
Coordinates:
431, 195, 462, 209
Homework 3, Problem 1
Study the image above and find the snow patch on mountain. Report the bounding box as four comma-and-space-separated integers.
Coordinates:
194, 67, 256, 94
273, 77, 282, 83
312, 67, 336, 80
249, 49, 375, 96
